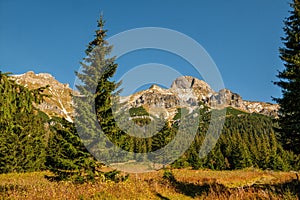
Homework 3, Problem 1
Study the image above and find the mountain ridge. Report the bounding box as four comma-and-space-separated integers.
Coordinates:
11, 72, 279, 121
126, 76, 278, 119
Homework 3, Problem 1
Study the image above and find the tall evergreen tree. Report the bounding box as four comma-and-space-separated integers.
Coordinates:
48, 16, 128, 182
74, 15, 120, 147
274, 0, 300, 154
71, 15, 124, 178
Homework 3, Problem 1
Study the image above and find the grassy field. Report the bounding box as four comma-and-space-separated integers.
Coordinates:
0, 168, 299, 199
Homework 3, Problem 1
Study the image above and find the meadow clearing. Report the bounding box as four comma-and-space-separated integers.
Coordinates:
0, 168, 299, 200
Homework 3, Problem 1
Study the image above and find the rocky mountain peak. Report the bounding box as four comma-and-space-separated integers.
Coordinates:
171, 76, 212, 90
12, 71, 73, 122
171, 76, 214, 101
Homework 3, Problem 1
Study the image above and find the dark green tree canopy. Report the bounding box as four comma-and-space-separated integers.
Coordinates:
274, 0, 300, 154
0, 71, 48, 173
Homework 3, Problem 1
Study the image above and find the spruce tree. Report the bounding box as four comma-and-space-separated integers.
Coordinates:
74, 15, 120, 147
274, 0, 300, 154
47, 16, 129, 182
72, 15, 125, 178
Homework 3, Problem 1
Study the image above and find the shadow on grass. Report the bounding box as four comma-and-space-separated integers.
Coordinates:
163, 170, 226, 198
253, 178, 300, 199
170, 181, 223, 198
163, 170, 300, 199
155, 192, 171, 200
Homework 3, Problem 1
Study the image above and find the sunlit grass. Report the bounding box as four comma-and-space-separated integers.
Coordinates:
0, 169, 298, 199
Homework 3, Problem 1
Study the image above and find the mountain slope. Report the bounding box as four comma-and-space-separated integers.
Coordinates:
12, 71, 74, 122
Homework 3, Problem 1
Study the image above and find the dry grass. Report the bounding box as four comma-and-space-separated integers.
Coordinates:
0, 169, 299, 200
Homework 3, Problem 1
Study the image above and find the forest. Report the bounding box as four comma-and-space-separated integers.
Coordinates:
0, 70, 299, 177
0, 0, 300, 199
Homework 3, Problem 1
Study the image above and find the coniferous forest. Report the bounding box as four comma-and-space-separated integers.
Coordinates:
0, 0, 300, 199
1, 69, 299, 176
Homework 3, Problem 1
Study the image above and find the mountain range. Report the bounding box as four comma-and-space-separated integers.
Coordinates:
12, 71, 279, 122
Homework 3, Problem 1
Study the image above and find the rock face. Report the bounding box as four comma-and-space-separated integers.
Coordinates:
133, 85, 180, 109
127, 76, 279, 118
210, 89, 244, 108
12, 71, 74, 122
12, 73, 279, 121
243, 101, 279, 117
171, 76, 214, 101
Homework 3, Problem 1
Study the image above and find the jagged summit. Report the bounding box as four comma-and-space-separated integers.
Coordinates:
170, 76, 214, 102
171, 76, 213, 91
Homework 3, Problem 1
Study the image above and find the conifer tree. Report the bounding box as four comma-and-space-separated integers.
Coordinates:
66, 15, 125, 180
74, 15, 120, 149
274, 0, 300, 154
47, 16, 129, 182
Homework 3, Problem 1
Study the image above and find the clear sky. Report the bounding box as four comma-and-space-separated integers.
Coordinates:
0, 0, 291, 102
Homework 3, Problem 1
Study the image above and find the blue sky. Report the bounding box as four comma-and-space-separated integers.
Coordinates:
0, 0, 291, 102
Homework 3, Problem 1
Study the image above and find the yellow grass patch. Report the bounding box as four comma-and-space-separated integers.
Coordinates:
0, 169, 298, 200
